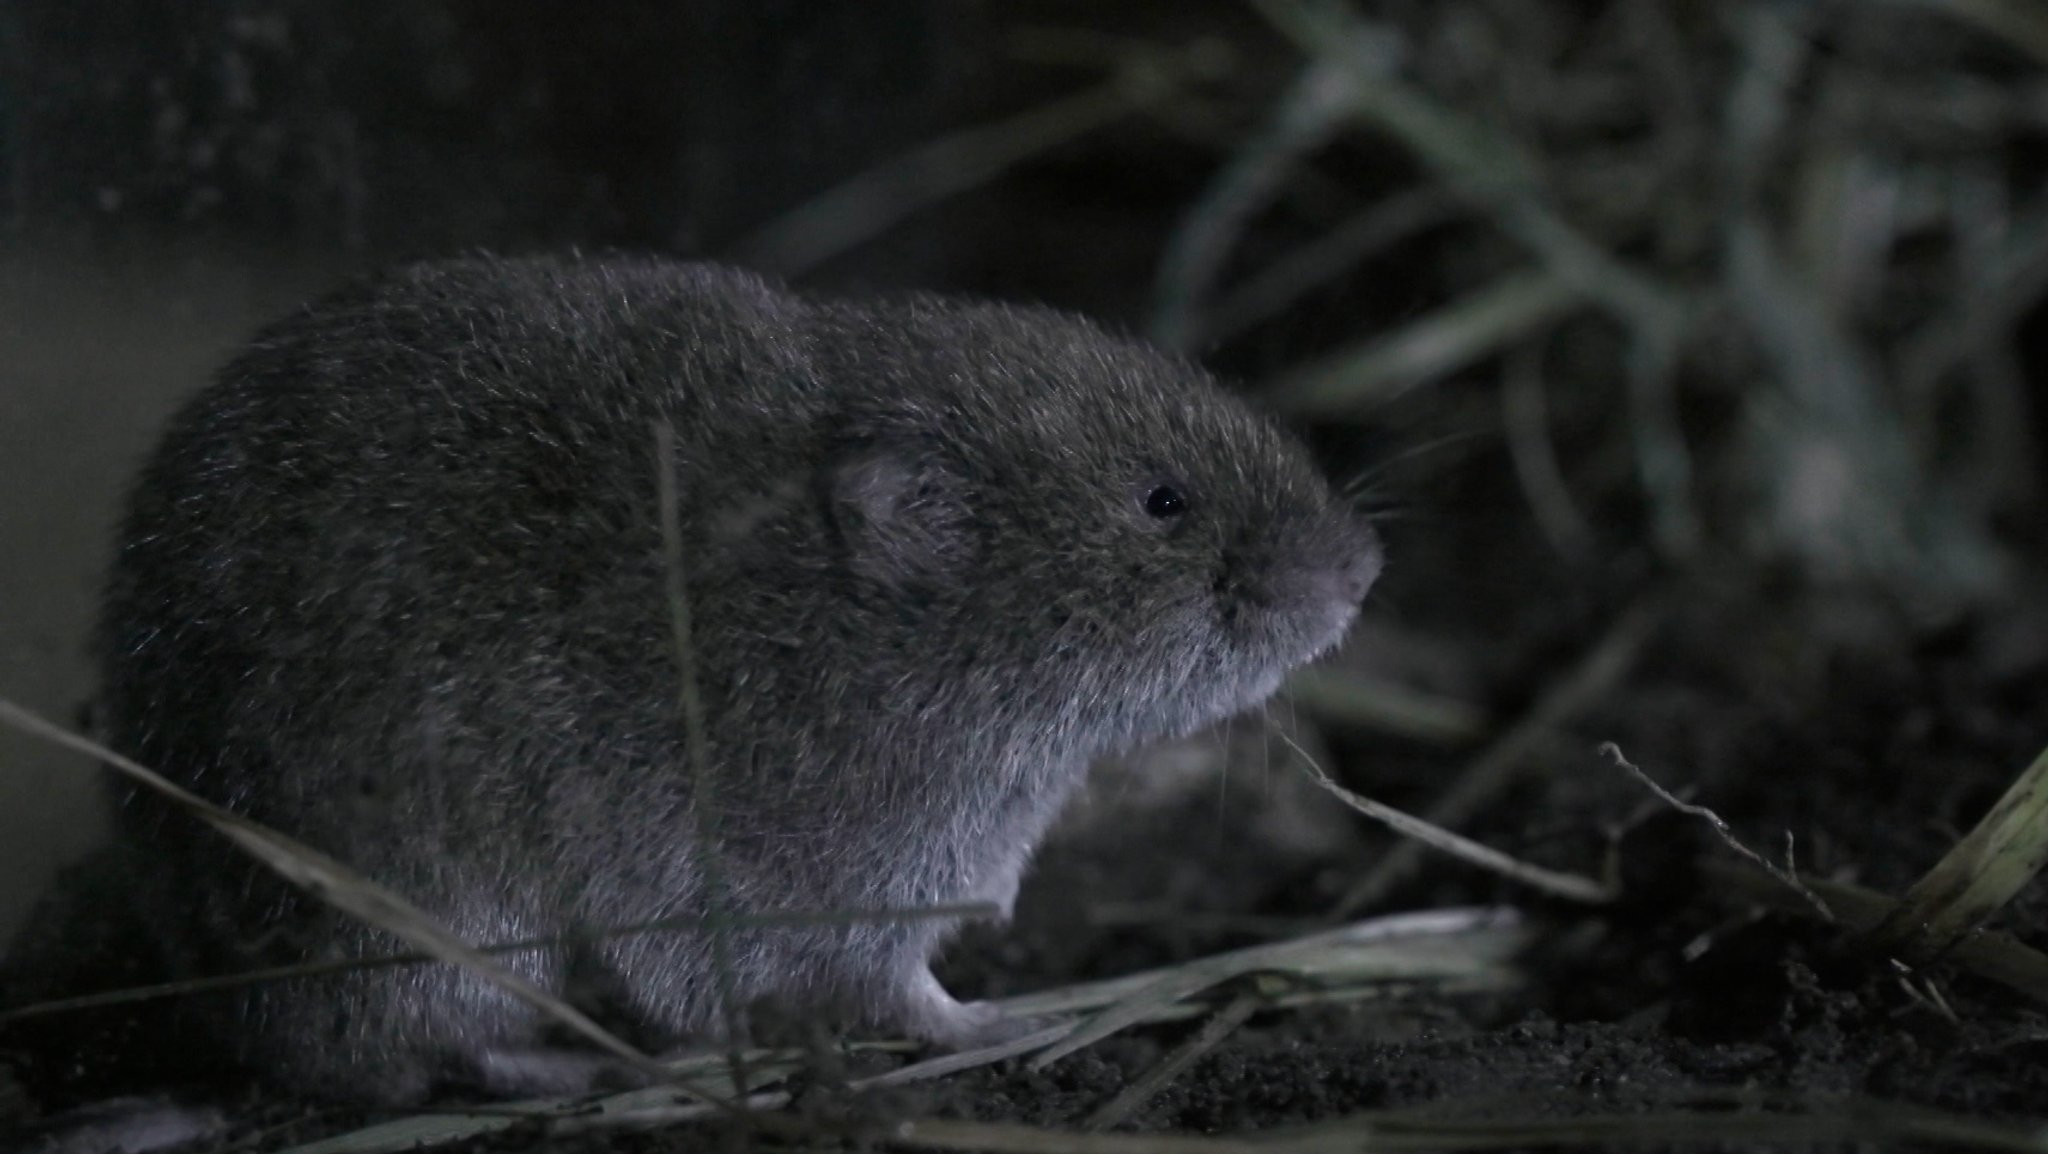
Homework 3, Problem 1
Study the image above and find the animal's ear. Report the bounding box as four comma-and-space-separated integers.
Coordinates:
827, 439, 974, 591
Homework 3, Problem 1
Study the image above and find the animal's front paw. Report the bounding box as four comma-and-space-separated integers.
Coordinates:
935, 999, 1061, 1050
894, 968, 1058, 1052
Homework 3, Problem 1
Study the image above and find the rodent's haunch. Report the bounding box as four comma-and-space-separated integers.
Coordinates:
97, 255, 1382, 1102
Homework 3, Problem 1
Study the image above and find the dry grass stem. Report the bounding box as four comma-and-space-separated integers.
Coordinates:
1195, 187, 1461, 345
1919, 0, 2048, 64
0, 902, 997, 1025
1197, 0, 2040, 593
1332, 594, 1667, 917
1081, 990, 1263, 1131
1267, 270, 1581, 417
1022, 907, 1524, 1070
1315, 31, 1686, 336
277, 909, 1526, 1153
1697, 858, 2048, 1009
655, 421, 750, 1092
0, 697, 672, 1086
1500, 338, 1595, 560
1152, 48, 1379, 349
1869, 740, 2048, 963
738, 38, 1230, 273
1285, 732, 1615, 905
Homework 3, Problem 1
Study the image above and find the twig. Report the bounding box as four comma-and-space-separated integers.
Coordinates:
1152, 44, 1381, 349
1697, 858, 2048, 1009
1082, 990, 1263, 1131
272, 909, 1528, 1154
1331, 593, 1667, 917
0, 698, 671, 1085
655, 421, 750, 1094
1726, 214, 1940, 588
857, 1022, 1078, 1091
1622, 316, 1698, 558
1284, 731, 1615, 905
1266, 270, 1582, 417
1023, 907, 1526, 1071
1897, 0, 2048, 65
1500, 337, 1594, 560
1253, 0, 1700, 551
1600, 743, 1835, 923
1868, 739, 2048, 963
1194, 186, 1461, 345
736, 39, 1228, 273
1245, 7, 1690, 315
0, 901, 997, 1024
1723, 5, 1812, 209
1898, 184, 2047, 512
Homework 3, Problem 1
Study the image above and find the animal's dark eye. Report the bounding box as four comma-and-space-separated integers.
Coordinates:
1143, 484, 1187, 519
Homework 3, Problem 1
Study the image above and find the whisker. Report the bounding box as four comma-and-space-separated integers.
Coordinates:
1338, 426, 1494, 498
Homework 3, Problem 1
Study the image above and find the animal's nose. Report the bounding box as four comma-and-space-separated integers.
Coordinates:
1331, 515, 1384, 606
1230, 512, 1382, 614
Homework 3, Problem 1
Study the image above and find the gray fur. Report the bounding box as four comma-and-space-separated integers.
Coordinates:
95, 254, 1381, 1102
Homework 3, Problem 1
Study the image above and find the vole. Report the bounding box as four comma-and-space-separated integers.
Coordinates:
92, 254, 1382, 1104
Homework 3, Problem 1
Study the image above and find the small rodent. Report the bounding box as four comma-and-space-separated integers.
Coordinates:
94, 254, 1381, 1103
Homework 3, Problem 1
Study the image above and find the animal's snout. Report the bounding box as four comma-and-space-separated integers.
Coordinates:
1326, 514, 1384, 607
1223, 512, 1382, 620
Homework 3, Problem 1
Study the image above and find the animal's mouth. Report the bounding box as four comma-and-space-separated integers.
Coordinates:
1207, 519, 1380, 723
1258, 597, 1361, 695
1221, 543, 1379, 663
1216, 510, 1382, 636
1308, 588, 1370, 657
1110, 517, 1383, 753
1163, 594, 1364, 741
